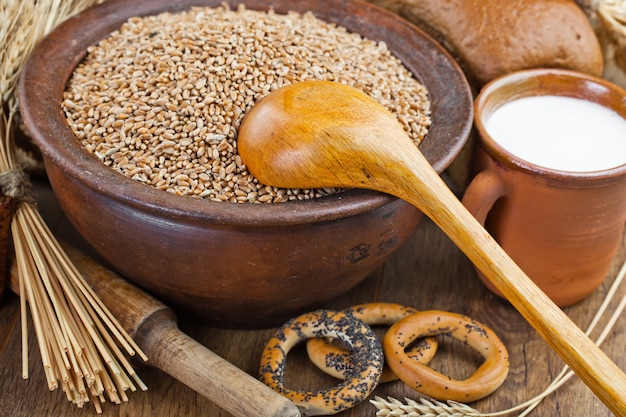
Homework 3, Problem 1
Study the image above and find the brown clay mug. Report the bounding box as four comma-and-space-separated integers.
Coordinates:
464, 68, 626, 307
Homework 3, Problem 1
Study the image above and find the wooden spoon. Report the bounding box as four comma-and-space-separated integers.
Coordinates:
237, 80, 626, 416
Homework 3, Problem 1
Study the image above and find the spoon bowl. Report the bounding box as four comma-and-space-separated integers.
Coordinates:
239, 81, 416, 192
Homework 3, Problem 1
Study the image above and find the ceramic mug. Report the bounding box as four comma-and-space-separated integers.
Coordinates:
463, 68, 626, 307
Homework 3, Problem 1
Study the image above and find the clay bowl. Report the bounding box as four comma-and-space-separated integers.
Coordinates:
18, 0, 472, 328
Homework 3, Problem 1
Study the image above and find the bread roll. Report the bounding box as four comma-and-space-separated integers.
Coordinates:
374, 0, 604, 87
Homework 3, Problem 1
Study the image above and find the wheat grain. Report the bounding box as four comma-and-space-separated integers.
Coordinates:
62, 4, 432, 202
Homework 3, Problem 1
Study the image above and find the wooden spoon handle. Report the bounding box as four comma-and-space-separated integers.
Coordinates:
10, 245, 300, 417
398, 147, 626, 416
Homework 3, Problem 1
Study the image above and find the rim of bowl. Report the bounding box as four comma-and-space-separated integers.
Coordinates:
18, 0, 473, 227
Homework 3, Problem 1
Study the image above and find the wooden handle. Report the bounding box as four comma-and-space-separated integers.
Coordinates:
12, 245, 300, 417
139, 316, 301, 417
396, 146, 626, 416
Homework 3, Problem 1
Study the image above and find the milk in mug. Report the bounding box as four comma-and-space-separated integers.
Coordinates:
485, 95, 626, 172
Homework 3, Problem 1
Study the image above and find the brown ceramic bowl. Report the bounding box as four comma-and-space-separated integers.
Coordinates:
18, 0, 472, 328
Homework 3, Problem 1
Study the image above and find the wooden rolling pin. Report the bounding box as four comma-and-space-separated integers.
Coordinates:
10, 244, 300, 417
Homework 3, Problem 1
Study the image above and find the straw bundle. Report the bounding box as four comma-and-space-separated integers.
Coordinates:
1, 0, 148, 412
575, 0, 626, 85
597, 0, 626, 72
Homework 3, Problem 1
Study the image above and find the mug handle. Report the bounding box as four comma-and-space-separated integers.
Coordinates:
461, 169, 507, 226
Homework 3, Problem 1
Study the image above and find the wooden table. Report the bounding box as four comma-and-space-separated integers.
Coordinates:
0, 178, 624, 417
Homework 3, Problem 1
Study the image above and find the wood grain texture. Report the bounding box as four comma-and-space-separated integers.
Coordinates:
0, 179, 624, 416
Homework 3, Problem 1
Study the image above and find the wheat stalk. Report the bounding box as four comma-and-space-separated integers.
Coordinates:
371, 396, 482, 417
1, 0, 149, 412
371, 260, 626, 417
1, 0, 86, 101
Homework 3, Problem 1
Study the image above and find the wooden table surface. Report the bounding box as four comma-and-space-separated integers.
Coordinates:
0, 178, 624, 417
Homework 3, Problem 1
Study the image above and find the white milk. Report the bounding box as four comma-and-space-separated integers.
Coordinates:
485, 95, 626, 172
